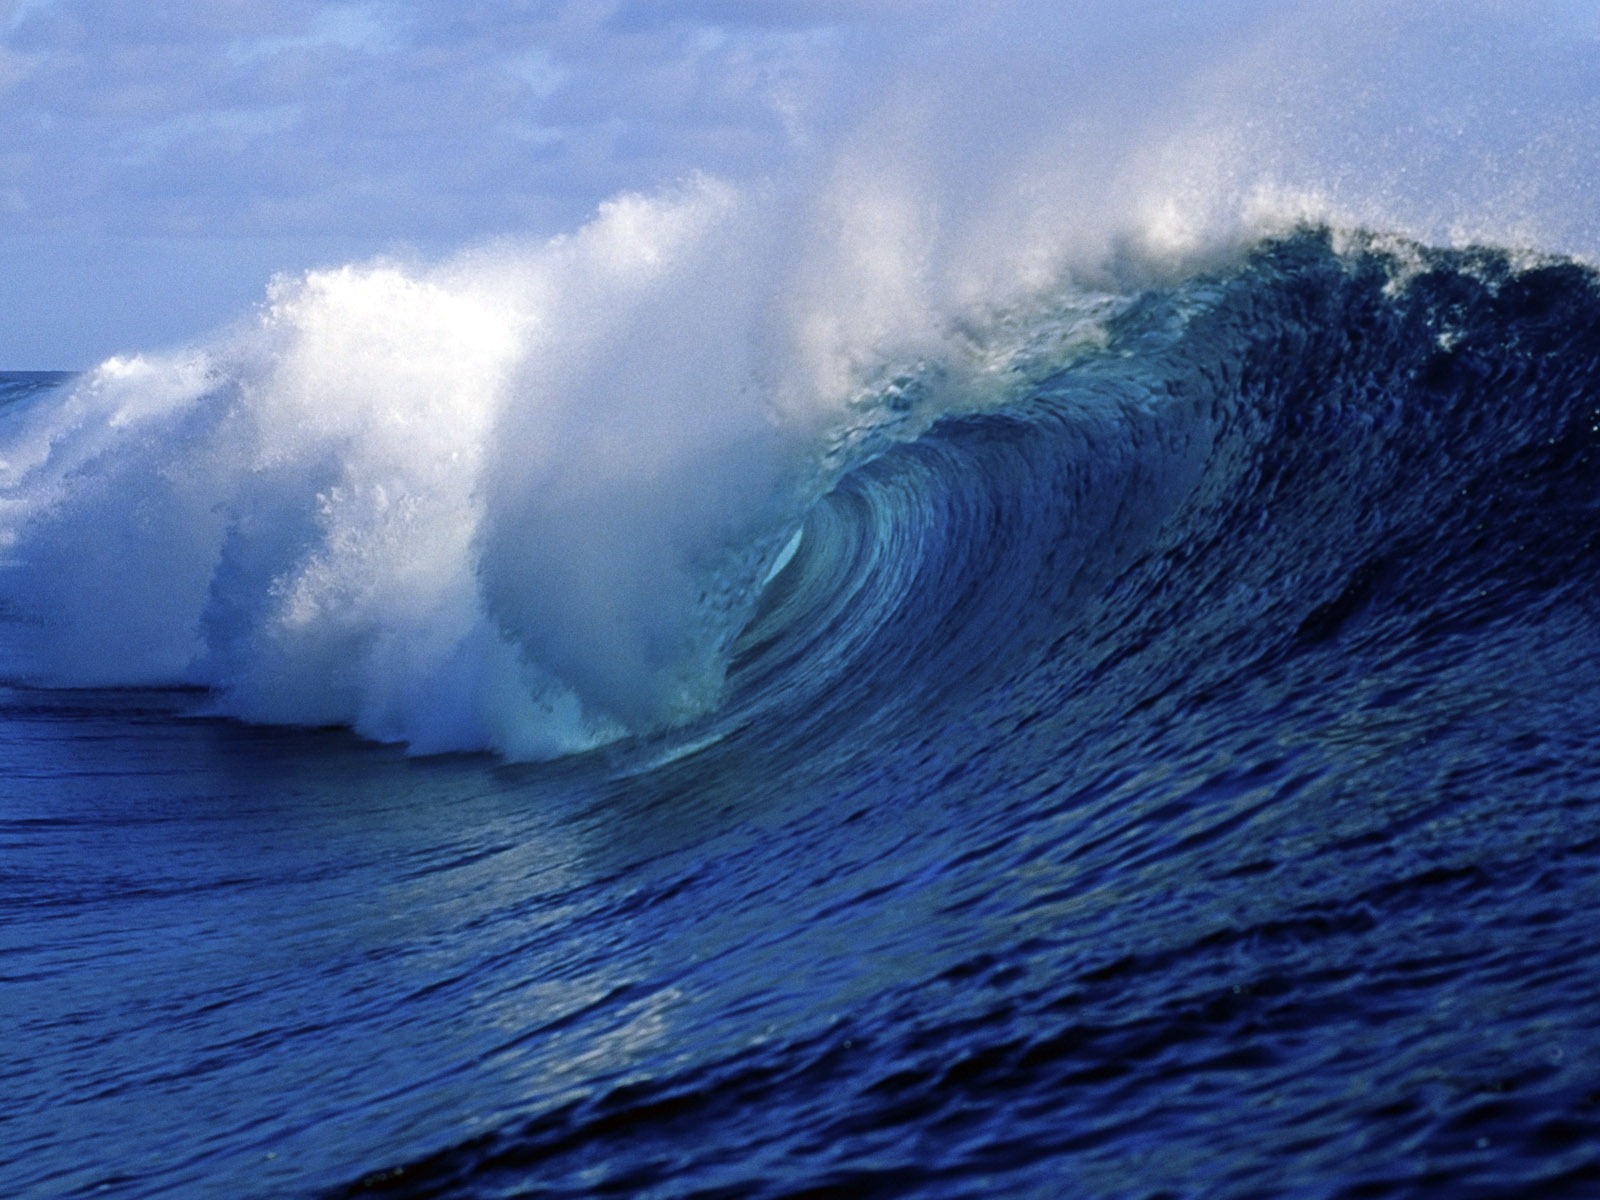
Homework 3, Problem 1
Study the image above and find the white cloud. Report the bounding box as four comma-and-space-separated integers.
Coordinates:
501, 46, 569, 99
114, 104, 301, 162
2, 0, 53, 32
227, 3, 400, 63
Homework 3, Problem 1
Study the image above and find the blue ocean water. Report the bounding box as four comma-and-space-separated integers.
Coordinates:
6, 228, 1600, 1198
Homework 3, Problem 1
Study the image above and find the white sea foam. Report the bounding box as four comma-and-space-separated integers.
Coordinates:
0, 1, 1592, 756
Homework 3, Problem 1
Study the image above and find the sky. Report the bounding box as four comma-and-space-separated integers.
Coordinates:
3, 0, 1600, 368
0, 0, 940, 366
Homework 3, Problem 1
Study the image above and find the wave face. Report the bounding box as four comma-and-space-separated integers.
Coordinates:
8, 228, 1600, 1197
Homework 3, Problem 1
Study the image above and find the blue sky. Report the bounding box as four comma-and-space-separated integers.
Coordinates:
0, 1, 940, 365
3, 1, 1599, 368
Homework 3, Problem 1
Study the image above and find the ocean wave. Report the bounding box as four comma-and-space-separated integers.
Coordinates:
3, 222, 1597, 771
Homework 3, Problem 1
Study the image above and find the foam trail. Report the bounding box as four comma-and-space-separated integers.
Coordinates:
0, 0, 1594, 757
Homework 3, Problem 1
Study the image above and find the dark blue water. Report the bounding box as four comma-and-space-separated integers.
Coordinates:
8, 230, 1600, 1197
